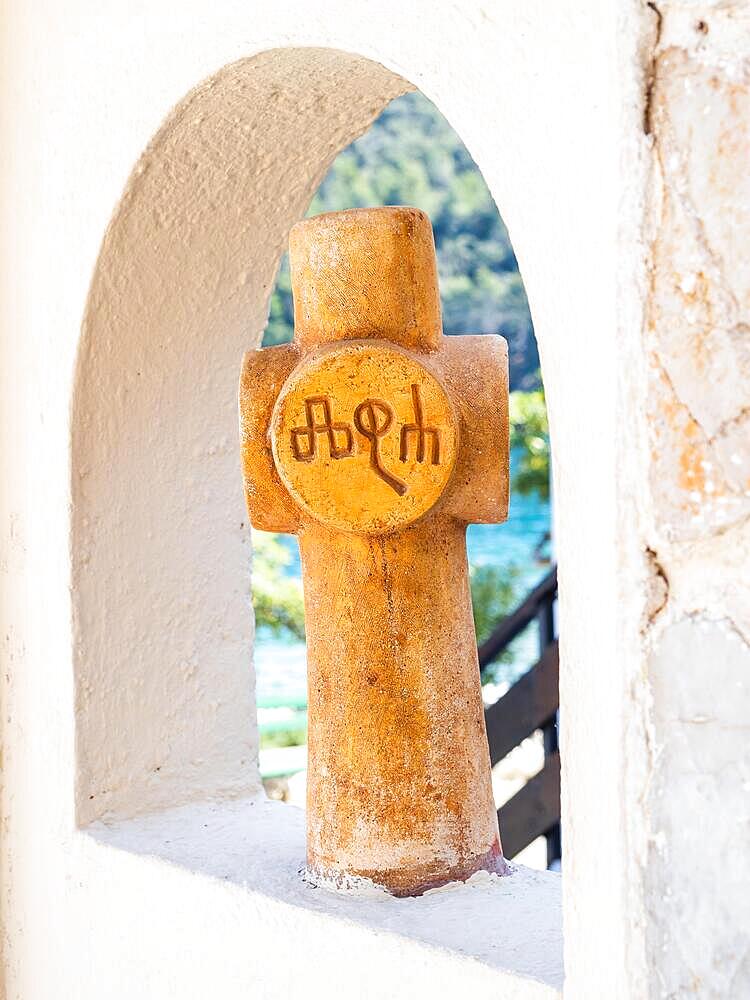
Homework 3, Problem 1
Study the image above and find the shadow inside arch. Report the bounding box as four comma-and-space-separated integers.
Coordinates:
72, 47, 412, 826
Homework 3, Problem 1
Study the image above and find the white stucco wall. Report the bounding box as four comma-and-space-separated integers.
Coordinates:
71, 47, 410, 827
1, 1, 747, 998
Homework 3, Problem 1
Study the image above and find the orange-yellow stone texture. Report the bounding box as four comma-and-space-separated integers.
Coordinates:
240, 207, 510, 895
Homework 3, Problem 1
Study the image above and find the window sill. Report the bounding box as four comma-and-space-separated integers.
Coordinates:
87, 796, 562, 998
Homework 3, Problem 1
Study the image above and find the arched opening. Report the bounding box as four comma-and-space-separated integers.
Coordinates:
72, 45, 561, 864
72, 41, 563, 895
251, 91, 558, 870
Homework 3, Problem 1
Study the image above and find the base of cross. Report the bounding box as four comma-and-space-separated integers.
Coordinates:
305, 839, 510, 898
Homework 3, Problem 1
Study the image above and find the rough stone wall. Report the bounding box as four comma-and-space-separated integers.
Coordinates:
643, 4, 750, 995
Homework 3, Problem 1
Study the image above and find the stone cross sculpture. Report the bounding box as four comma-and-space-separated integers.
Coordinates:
240, 206, 510, 896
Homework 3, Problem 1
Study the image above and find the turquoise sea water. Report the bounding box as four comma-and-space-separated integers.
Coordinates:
255, 455, 551, 709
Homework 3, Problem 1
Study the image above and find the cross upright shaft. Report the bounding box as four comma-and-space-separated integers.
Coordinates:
240, 207, 510, 896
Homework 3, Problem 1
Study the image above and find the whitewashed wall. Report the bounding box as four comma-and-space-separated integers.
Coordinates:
1, 1, 747, 998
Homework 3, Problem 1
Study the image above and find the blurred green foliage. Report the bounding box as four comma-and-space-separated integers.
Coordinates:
510, 382, 550, 501
251, 531, 305, 641
260, 722, 308, 750
263, 92, 538, 391
470, 562, 521, 648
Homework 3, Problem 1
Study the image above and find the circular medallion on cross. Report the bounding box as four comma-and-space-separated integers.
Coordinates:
271, 341, 458, 534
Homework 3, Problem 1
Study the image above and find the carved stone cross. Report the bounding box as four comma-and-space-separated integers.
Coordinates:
240, 207, 510, 895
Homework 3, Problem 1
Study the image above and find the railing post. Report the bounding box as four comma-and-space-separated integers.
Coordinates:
538, 598, 561, 868
481, 566, 561, 866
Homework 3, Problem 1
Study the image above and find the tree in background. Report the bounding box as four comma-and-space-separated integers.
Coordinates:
264, 92, 538, 391
251, 532, 305, 641
510, 382, 550, 501
470, 562, 517, 645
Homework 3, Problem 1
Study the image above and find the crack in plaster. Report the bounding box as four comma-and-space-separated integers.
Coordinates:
710, 400, 750, 442
643, 3, 665, 136
644, 350, 750, 542
643, 547, 670, 628
655, 130, 740, 330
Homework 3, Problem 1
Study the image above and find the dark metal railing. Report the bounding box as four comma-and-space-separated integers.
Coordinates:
480, 565, 560, 867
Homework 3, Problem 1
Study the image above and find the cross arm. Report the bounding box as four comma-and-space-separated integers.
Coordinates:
239, 344, 301, 534
436, 335, 510, 525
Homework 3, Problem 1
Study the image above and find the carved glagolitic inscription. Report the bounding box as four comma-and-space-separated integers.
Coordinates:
290, 396, 354, 462
353, 399, 407, 496
271, 339, 459, 534
289, 384, 441, 496
400, 384, 440, 465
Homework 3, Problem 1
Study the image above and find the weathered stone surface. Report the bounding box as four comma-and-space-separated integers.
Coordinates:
648, 45, 750, 539
240, 207, 510, 896
648, 619, 750, 999
643, 20, 750, 998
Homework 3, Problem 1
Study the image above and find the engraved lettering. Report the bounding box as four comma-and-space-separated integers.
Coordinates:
289, 385, 445, 496
290, 396, 354, 462
399, 384, 441, 465
353, 399, 408, 496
